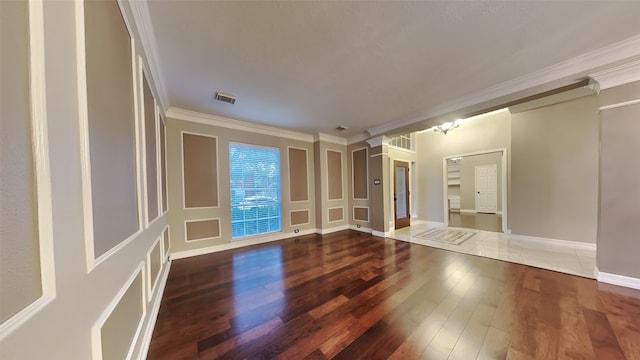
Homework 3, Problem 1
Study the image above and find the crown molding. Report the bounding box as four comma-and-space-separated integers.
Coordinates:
366, 135, 388, 148
314, 133, 348, 145
589, 60, 640, 90
166, 107, 314, 142
367, 34, 640, 137
347, 132, 369, 146
128, 0, 169, 111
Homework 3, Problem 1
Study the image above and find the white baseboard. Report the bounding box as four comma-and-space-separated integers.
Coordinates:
597, 269, 640, 290
372, 230, 390, 238
460, 209, 477, 214
171, 228, 317, 260
137, 260, 172, 360
349, 224, 373, 234
509, 233, 597, 251
317, 224, 350, 235
426, 221, 446, 227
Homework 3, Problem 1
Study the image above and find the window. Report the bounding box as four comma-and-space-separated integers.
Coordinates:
389, 133, 413, 151
229, 144, 281, 239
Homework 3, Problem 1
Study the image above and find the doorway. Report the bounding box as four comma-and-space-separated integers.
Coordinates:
394, 160, 410, 229
443, 149, 507, 233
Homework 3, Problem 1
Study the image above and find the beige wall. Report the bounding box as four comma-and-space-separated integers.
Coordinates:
1, 2, 170, 359
597, 80, 640, 278
416, 109, 511, 223
510, 95, 599, 243
0, 0, 43, 323
166, 118, 316, 253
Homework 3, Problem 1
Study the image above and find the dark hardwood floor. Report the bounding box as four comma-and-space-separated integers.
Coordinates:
148, 230, 640, 359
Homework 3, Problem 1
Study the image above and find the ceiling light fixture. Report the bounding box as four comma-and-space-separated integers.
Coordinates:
431, 119, 463, 134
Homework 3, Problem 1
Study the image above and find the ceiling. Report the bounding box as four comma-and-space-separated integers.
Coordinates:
146, 1, 640, 140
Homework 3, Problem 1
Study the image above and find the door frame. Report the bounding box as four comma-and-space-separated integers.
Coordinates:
393, 160, 411, 229
442, 148, 507, 233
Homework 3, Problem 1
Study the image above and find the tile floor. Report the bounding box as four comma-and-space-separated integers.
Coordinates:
389, 224, 596, 278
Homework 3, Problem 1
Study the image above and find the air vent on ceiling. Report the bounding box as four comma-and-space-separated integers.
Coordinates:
335, 125, 349, 131
214, 92, 236, 104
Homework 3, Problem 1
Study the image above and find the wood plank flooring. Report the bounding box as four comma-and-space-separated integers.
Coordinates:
147, 230, 640, 359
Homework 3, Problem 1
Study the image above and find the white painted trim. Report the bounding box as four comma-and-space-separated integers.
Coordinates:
599, 98, 640, 111
171, 228, 317, 260
77, 0, 144, 272
0, 0, 58, 341
136, 259, 171, 360
597, 271, 640, 290
367, 35, 640, 138
353, 206, 370, 223
184, 218, 222, 242
91, 263, 146, 360
594, 266, 600, 279
126, 0, 169, 110
460, 209, 477, 214
287, 146, 310, 203
180, 131, 220, 210
372, 230, 391, 238
496, 211, 503, 215
589, 60, 640, 90
318, 224, 350, 235
289, 209, 311, 227
349, 224, 373, 234
369, 152, 387, 158
326, 149, 345, 201
327, 206, 345, 223
351, 147, 369, 200
347, 132, 368, 145
365, 135, 388, 148
145, 236, 163, 301
167, 107, 314, 143
509, 234, 597, 252
314, 132, 348, 145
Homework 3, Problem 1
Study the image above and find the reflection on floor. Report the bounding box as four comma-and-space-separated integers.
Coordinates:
448, 211, 502, 232
390, 223, 596, 278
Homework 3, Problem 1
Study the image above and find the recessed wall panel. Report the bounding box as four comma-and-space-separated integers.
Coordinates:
149, 240, 161, 296
100, 271, 143, 360
288, 147, 308, 202
143, 75, 158, 222
352, 148, 368, 199
327, 150, 343, 200
162, 227, 170, 259
85, 0, 139, 257
290, 210, 310, 226
0, 0, 43, 323
354, 207, 369, 222
182, 133, 218, 208
328, 207, 344, 222
186, 219, 220, 241
159, 116, 167, 213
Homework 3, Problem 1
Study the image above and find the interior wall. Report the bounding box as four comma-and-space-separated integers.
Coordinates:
0, 2, 170, 359
166, 118, 316, 254
597, 80, 640, 278
347, 141, 371, 229
510, 95, 599, 243
415, 109, 511, 223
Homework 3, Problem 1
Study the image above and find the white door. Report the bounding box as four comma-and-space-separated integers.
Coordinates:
475, 164, 497, 214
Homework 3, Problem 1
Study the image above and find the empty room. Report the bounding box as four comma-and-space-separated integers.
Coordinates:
2, 1, 640, 359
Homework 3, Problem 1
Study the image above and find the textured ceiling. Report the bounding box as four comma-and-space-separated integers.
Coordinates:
147, 1, 640, 139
